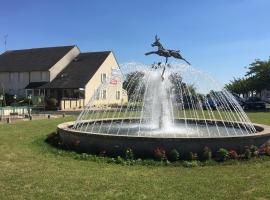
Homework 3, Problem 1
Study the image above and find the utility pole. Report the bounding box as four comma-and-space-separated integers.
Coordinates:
4, 34, 8, 51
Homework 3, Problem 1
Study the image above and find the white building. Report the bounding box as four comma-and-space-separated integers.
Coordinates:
0, 45, 127, 110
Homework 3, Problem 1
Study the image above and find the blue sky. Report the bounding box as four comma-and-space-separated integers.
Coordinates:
1, 0, 270, 85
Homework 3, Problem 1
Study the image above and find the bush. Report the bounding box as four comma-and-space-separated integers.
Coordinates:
244, 147, 251, 159
216, 148, 229, 161
46, 98, 58, 110
153, 147, 167, 161
168, 149, 180, 162
250, 145, 259, 157
99, 150, 107, 157
259, 146, 270, 156
229, 150, 238, 159
259, 142, 270, 156
125, 148, 134, 160
115, 156, 125, 164
188, 152, 198, 161
183, 160, 199, 168
202, 147, 212, 160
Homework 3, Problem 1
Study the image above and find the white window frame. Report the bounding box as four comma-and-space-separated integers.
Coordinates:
101, 73, 106, 83
95, 90, 100, 100
102, 90, 106, 100
116, 91, 120, 100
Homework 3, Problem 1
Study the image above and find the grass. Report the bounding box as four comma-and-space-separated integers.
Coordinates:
0, 111, 270, 199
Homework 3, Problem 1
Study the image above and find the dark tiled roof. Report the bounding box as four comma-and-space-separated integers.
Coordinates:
0, 46, 75, 72
25, 82, 48, 89
40, 51, 111, 89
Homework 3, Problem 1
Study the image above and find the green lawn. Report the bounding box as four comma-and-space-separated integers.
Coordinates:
0, 111, 270, 199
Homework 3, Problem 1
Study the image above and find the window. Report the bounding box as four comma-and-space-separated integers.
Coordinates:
101, 73, 106, 83
116, 91, 120, 100
41, 72, 47, 81
95, 90, 100, 100
101, 90, 106, 100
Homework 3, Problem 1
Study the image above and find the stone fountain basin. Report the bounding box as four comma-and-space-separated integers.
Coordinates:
57, 119, 270, 158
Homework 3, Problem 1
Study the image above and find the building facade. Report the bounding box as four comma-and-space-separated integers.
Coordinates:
0, 46, 127, 110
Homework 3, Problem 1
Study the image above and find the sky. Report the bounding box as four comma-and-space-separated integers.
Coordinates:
0, 0, 270, 85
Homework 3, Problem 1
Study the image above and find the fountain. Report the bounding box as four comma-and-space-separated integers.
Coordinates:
57, 36, 270, 158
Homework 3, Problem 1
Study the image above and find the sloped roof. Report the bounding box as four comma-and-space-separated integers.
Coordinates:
0, 46, 75, 72
40, 51, 111, 89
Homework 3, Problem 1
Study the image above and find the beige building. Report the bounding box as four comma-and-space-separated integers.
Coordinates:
0, 45, 127, 110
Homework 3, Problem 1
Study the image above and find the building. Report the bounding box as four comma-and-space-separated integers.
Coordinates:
0, 45, 128, 110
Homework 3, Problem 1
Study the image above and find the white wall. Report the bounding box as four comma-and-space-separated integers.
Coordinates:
84, 52, 128, 107
0, 46, 80, 96
0, 72, 28, 95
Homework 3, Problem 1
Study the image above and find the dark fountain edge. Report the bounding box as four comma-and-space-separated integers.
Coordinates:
57, 119, 270, 158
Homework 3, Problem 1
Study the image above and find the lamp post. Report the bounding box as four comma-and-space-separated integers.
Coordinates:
0, 94, 3, 120
13, 94, 17, 113
0, 94, 3, 107
27, 94, 32, 118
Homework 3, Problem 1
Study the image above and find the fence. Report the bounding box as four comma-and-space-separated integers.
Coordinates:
0, 106, 32, 116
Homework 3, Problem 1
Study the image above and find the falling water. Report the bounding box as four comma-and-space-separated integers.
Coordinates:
73, 62, 257, 138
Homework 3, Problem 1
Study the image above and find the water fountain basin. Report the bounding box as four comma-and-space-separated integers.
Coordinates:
57, 119, 270, 158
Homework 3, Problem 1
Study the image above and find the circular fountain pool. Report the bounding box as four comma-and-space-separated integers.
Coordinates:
74, 119, 254, 138
58, 119, 270, 158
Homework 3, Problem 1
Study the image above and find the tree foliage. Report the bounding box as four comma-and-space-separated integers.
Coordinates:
123, 71, 145, 101
225, 58, 270, 96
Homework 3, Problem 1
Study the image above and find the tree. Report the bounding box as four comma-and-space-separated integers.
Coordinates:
225, 78, 252, 97
123, 71, 145, 101
245, 58, 270, 96
226, 57, 270, 97
169, 72, 199, 103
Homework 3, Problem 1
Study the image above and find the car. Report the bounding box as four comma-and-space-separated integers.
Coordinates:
243, 97, 266, 110
201, 98, 220, 110
232, 94, 245, 107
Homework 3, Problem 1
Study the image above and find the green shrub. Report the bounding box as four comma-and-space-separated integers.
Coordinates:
217, 148, 229, 161
115, 156, 125, 164
188, 152, 198, 161
46, 98, 58, 110
99, 150, 107, 157
244, 148, 252, 159
153, 147, 167, 161
202, 147, 212, 160
168, 149, 180, 162
250, 145, 259, 157
125, 148, 134, 160
183, 160, 199, 168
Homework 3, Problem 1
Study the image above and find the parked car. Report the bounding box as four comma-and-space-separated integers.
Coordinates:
202, 98, 220, 110
232, 94, 245, 107
243, 97, 266, 110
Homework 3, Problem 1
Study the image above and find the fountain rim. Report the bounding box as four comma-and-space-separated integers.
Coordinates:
58, 119, 270, 139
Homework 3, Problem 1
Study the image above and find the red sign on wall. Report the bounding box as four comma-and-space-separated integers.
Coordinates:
110, 79, 118, 85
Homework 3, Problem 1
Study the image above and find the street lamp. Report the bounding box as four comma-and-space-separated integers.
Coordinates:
0, 94, 3, 119
27, 94, 32, 117
0, 94, 3, 107
13, 94, 17, 109
11, 94, 17, 116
